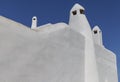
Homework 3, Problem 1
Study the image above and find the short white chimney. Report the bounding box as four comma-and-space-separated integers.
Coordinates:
31, 16, 37, 29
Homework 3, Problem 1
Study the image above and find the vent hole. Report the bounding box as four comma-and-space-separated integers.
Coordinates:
80, 9, 85, 14
72, 10, 77, 15
33, 18, 36, 20
94, 30, 98, 34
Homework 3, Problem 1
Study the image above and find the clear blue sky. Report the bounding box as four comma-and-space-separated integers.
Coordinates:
0, 0, 120, 81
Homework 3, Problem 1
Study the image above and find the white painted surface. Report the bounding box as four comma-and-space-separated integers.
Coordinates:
0, 17, 85, 82
69, 3, 99, 82
0, 3, 118, 82
92, 26, 103, 46
31, 16, 37, 29
95, 44, 118, 82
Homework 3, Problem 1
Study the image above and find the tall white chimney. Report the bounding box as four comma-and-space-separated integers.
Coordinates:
69, 3, 99, 82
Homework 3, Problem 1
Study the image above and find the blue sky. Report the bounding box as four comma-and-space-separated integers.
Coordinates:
0, 0, 120, 81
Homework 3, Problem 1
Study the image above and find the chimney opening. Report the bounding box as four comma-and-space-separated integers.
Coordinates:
80, 9, 85, 14
72, 10, 77, 15
94, 30, 98, 34
33, 18, 36, 20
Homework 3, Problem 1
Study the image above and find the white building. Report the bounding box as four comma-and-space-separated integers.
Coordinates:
0, 3, 118, 82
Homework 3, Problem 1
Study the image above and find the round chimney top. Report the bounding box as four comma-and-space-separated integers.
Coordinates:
32, 16, 37, 20
93, 26, 101, 31
70, 3, 85, 12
